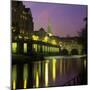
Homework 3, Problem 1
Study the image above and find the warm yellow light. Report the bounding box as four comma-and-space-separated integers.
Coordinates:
13, 29, 16, 32
24, 43, 27, 53
84, 59, 86, 69
13, 80, 16, 90
45, 62, 48, 87
18, 35, 22, 39
24, 80, 27, 89
23, 64, 28, 82
52, 58, 56, 81
38, 45, 40, 52
33, 44, 37, 52
32, 35, 39, 41
23, 64, 28, 89
36, 71, 39, 88
60, 59, 63, 76
42, 45, 45, 52
44, 46, 47, 52
24, 36, 29, 40
43, 36, 48, 42
48, 33, 52, 36
51, 40, 57, 45
12, 42, 17, 53
12, 65, 17, 80
38, 62, 41, 76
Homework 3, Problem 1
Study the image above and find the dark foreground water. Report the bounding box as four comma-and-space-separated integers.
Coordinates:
12, 56, 87, 89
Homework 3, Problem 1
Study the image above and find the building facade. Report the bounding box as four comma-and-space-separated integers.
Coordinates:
12, 1, 34, 40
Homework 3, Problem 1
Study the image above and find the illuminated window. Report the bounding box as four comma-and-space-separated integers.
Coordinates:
42, 45, 44, 52
43, 36, 48, 43
24, 43, 27, 53
38, 45, 40, 52
52, 47, 54, 52
51, 47, 53, 52
50, 47, 51, 52
47, 47, 49, 52
32, 35, 39, 41
12, 42, 17, 53
51, 40, 57, 45
48, 47, 50, 52
18, 35, 22, 39
45, 46, 47, 52
33, 44, 37, 52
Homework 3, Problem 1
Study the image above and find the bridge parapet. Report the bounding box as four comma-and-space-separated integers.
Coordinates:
60, 40, 83, 55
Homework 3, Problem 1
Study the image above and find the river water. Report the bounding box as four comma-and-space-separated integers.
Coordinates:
12, 56, 87, 89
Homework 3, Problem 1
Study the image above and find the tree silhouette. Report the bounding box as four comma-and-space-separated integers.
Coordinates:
78, 17, 87, 54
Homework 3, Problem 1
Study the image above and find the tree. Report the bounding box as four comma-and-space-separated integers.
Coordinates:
78, 17, 87, 54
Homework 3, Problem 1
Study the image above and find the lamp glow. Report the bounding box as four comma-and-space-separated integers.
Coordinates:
32, 35, 39, 41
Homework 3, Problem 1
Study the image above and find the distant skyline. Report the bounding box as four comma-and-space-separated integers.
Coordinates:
23, 1, 87, 37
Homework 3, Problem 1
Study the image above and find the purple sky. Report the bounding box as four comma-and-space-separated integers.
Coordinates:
23, 1, 87, 37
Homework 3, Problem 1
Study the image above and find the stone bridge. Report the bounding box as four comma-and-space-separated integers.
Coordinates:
59, 39, 82, 55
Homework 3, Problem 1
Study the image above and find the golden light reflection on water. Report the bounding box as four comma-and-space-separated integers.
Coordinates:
23, 64, 28, 79
63, 60, 66, 74
13, 80, 16, 90
45, 61, 49, 87
23, 64, 28, 89
36, 71, 39, 88
60, 59, 63, 76
84, 59, 86, 69
24, 80, 27, 89
52, 58, 56, 81
12, 57, 87, 89
38, 62, 41, 77
12, 65, 17, 90
12, 65, 17, 80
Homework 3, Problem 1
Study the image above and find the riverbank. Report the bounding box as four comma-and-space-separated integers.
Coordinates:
44, 55, 86, 59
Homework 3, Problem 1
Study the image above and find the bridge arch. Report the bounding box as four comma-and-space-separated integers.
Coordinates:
60, 49, 69, 55
70, 49, 79, 55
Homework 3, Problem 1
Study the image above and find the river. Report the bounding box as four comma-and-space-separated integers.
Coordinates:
12, 56, 87, 89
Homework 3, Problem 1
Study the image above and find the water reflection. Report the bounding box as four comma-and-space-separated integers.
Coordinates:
84, 59, 86, 69
12, 80, 16, 90
60, 59, 63, 77
24, 80, 27, 89
23, 64, 28, 89
12, 57, 87, 89
52, 58, 56, 82
36, 71, 39, 88
12, 65, 17, 90
45, 61, 49, 87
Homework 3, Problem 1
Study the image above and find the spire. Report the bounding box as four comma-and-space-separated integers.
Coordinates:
47, 18, 53, 36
